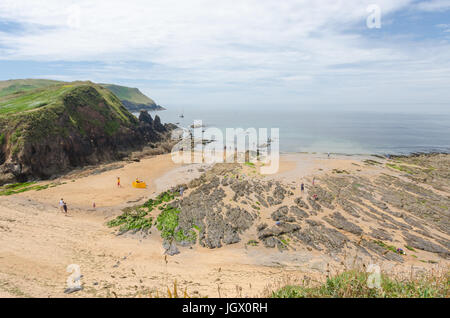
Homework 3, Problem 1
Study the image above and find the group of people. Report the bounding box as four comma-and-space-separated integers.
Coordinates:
299, 176, 319, 200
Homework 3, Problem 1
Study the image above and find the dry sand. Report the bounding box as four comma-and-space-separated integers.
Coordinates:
0, 153, 447, 297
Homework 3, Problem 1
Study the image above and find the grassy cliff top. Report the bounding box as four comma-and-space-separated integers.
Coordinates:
0, 82, 142, 160
0, 81, 133, 121
0, 79, 158, 112
100, 84, 156, 106
0, 79, 63, 98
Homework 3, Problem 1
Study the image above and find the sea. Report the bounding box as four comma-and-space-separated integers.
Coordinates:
137, 108, 450, 156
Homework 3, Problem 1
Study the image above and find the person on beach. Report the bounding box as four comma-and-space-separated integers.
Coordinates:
59, 198, 64, 213
328, 152, 330, 159
117, 177, 121, 187
93, 202, 96, 209
312, 177, 315, 186
301, 182, 304, 193
63, 201, 68, 215
180, 186, 184, 197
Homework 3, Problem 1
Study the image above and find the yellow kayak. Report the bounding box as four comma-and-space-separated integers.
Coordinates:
132, 181, 147, 188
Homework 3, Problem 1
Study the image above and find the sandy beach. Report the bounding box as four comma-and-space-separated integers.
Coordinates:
0, 152, 449, 297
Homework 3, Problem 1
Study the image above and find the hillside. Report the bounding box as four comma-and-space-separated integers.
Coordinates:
0, 79, 62, 98
0, 79, 164, 112
100, 84, 165, 112
0, 81, 170, 184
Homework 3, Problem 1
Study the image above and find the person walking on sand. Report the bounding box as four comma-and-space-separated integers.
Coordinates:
59, 198, 64, 213
301, 182, 304, 193
328, 152, 330, 159
312, 177, 315, 186
63, 200, 68, 216
179, 186, 184, 197
117, 177, 121, 187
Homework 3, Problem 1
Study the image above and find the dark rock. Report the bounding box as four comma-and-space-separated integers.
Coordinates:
164, 240, 180, 256
138, 110, 153, 124
289, 206, 309, 220
324, 212, 363, 235
368, 227, 393, 241
223, 228, 241, 245
153, 115, 166, 132
403, 233, 449, 256
273, 185, 287, 201
64, 286, 83, 294
263, 236, 279, 248
305, 219, 321, 227
276, 222, 301, 234
294, 197, 309, 209
294, 225, 348, 252
271, 206, 289, 221
257, 223, 268, 231
255, 195, 268, 208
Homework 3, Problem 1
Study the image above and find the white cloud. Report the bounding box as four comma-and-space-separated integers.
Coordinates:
0, 0, 449, 110
416, 0, 450, 11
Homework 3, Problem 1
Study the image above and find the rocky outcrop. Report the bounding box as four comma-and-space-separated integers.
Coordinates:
148, 155, 450, 264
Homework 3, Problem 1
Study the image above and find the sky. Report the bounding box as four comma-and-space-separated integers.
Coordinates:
0, 0, 449, 113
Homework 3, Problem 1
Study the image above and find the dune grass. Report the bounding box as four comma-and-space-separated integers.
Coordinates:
272, 269, 449, 298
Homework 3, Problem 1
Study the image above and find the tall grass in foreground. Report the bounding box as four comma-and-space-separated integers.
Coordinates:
271, 269, 449, 298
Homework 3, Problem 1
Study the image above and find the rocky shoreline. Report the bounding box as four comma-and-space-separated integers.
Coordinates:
109, 153, 450, 266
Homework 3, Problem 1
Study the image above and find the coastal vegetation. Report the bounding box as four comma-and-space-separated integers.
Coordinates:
0, 181, 64, 196
100, 83, 165, 111
0, 79, 164, 112
272, 269, 449, 298
106, 190, 176, 234
107, 189, 197, 244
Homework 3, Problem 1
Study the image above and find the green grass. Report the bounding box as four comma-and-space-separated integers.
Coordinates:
107, 207, 153, 233
272, 270, 449, 298
0, 85, 72, 115
0, 79, 63, 98
100, 84, 156, 106
108, 189, 198, 243
156, 204, 197, 243
386, 163, 415, 174
0, 181, 64, 196
0, 82, 141, 157
107, 191, 176, 233
108, 190, 197, 243
373, 240, 400, 254
247, 240, 259, 246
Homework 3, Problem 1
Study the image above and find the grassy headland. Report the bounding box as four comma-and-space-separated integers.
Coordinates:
0, 80, 170, 185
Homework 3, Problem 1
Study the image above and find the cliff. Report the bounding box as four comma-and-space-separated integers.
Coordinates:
0, 79, 165, 113
0, 81, 171, 184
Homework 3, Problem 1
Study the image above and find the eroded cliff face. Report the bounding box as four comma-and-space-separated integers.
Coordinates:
0, 84, 171, 184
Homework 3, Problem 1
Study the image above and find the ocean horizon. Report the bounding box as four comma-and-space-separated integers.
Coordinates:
142, 108, 450, 156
